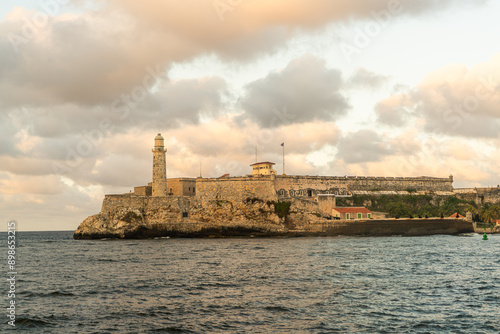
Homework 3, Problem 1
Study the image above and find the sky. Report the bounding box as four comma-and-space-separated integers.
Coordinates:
1, 0, 500, 231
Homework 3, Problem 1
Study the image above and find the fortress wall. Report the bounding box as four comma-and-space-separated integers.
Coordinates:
275, 175, 453, 198
102, 195, 148, 213
454, 188, 500, 205
453, 188, 476, 194
275, 176, 348, 198
102, 194, 193, 217
344, 176, 453, 192
454, 191, 478, 204
196, 177, 278, 202
167, 178, 196, 196
476, 188, 500, 204
133, 186, 152, 196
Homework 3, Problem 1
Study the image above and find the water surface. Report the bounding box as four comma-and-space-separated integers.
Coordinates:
2, 231, 499, 333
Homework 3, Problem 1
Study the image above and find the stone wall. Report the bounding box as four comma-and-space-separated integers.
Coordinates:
102, 194, 193, 221
454, 187, 500, 205
316, 195, 336, 216
133, 186, 152, 196
476, 188, 500, 205
275, 175, 453, 199
299, 218, 472, 236
275, 176, 349, 198
167, 178, 196, 197
102, 194, 148, 213
196, 176, 278, 202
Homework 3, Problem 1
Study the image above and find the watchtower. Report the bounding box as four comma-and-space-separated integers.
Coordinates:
152, 133, 167, 196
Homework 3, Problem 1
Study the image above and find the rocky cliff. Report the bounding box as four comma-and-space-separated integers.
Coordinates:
75, 196, 292, 239
74, 194, 473, 239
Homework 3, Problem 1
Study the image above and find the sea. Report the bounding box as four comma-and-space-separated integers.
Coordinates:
1, 231, 499, 333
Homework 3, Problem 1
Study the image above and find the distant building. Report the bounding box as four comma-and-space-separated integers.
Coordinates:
332, 207, 372, 220
449, 213, 465, 218
250, 162, 277, 176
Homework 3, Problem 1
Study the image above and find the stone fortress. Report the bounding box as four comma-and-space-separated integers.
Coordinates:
74, 134, 497, 239
135, 134, 495, 205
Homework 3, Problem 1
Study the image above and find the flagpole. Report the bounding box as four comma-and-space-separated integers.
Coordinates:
282, 142, 285, 175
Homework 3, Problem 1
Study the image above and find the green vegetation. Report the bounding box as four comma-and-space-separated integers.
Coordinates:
272, 201, 291, 218
477, 203, 500, 223
336, 194, 477, 218
243, 198, 291, 218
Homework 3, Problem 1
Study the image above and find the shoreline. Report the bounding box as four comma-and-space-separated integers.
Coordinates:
74, 217, 473, 240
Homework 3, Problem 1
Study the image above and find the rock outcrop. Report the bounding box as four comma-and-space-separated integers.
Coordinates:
74, 194, 474, 239
74, 196, 290, 239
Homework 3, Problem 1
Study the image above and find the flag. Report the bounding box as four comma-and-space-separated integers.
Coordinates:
281, 142, 284, 146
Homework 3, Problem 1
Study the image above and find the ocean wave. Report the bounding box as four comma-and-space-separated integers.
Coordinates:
19, 291, 75, 298
15, 317, 56, 328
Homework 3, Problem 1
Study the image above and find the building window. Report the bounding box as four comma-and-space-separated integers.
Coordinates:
357, 213, 362, 219
193, 187, 195, 192
346, 213, 350, 219
368, 213, 372, 219
182, 212, 188, 218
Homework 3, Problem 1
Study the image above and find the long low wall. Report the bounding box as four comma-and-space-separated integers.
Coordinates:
275, 175, 453, 198
293, 218, 473, 236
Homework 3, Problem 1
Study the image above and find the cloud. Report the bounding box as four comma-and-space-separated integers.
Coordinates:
336, 129, 392, 164
0, 112, 19, 156
140, 77, 228, 128
3, 76, 228, 147
1, 0, 481, 110
375, 92, 413, 126
347, 68, 389, 90
0, 173, 65, 195
239, 55, 349, 126
375, 54, 500, 136
1, 9, 159, 108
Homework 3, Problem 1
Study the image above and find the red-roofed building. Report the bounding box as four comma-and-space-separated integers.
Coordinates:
332, 207, 373, 220
449, 213, 465, 218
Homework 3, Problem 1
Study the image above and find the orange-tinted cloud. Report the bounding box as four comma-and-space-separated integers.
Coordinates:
375, 53, 500, 136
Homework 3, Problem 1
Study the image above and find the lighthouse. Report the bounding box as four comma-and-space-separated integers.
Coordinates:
152, 133, 167, 196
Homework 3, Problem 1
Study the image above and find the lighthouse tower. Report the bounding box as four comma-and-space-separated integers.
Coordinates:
152, 133, 167, 197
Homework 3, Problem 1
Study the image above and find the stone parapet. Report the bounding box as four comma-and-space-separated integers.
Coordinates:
275, 175, 453, 199
196, 176, 278, 202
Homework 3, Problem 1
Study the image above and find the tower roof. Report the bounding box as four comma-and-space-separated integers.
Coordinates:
155, 133, 164, 140
250, 161, 275, 167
